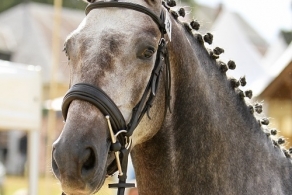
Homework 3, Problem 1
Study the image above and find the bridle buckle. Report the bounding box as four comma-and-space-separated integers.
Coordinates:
106, 115, 125, 176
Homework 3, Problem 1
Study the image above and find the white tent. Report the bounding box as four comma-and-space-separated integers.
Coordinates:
0, 60, 41, 195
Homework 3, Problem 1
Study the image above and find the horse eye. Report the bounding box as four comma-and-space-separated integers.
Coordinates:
141, 48, 155, 59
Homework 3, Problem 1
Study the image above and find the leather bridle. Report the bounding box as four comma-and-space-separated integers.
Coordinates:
61, 1, 171, 195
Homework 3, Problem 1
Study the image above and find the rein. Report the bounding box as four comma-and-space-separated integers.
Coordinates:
61, 1, 171, 195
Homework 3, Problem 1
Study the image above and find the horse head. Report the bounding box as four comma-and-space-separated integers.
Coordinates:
52, 1, 168, 194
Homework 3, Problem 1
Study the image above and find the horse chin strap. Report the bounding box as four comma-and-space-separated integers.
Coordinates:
61, 1, 171, 195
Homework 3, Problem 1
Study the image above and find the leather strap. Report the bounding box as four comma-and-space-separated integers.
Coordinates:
62, 83, 126, 131
85, 1, 166, 33
126, 38, 168, 136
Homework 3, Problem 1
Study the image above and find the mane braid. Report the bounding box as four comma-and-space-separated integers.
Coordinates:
168, 4, 292, 162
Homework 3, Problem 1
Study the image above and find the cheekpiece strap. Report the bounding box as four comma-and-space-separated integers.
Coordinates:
126, 38, 168, 137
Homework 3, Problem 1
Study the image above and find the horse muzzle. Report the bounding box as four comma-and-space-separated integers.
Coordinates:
52, 141, 106, 195
51, 101, 111, 194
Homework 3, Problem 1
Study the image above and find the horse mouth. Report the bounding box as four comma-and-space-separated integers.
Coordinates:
90, 153, 117, 194
90, 171, 108, 194
106, 155, 119, 176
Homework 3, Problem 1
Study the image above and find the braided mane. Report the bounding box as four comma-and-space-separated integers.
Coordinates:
164, 0, 292, 159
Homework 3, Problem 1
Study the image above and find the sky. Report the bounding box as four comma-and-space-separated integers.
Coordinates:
194, 0, 292, 43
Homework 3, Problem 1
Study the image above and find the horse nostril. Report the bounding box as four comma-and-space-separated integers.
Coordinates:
82, 148, 96, 173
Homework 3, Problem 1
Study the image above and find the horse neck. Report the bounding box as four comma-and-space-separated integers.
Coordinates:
131, 21, 292, 195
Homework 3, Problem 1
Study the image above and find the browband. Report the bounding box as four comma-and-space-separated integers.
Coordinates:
85, 1, 166, 33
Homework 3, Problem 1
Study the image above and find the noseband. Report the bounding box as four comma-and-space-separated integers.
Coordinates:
62, 1, 171, 195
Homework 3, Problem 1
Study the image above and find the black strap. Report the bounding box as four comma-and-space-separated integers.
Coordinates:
85, 1, 166, 33
108, 148, 135, 192
164, 45, 172, 112
126, 38, 168, 136
62, 83, 127, 135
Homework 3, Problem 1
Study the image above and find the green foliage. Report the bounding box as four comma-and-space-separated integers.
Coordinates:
0, 0, 22, 12
0, 0, 86, 13
281, 30, 292, 45
181, 0, 194, 4
180, 0, 196, 7
0, 0, 196, 13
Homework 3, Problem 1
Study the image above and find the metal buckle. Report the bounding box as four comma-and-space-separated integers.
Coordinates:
105, 116, 132, 175
159, 38, 166, 46
105, 115, 124, 176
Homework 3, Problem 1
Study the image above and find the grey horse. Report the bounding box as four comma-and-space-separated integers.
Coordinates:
52, 1, 292, 195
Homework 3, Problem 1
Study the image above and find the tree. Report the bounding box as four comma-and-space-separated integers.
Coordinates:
181, 0, 195, 4
0, 0, 86, 13
0, 0, 23, 12
0, 0, 196, 13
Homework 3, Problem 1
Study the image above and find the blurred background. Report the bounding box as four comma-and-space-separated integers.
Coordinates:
0, 0, 291, 194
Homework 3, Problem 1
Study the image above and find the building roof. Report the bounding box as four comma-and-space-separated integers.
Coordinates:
261, 33, 289, 69
191, 3, 220, 33
204, 8, 269, 89
191, 4, 268, 55
255, 42, 292, 97
281, 30, 292, 45
0, 2, 84, 83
